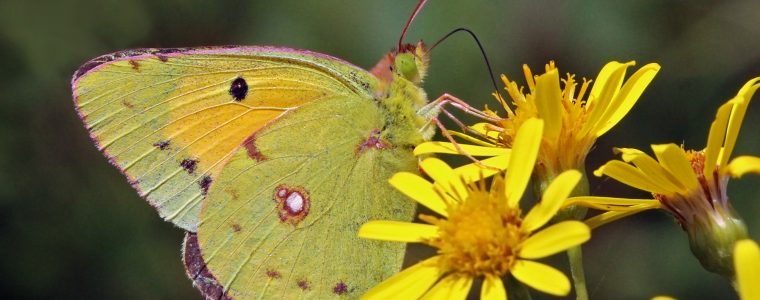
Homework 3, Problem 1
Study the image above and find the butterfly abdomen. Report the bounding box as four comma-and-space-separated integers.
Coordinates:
379, 75, 432, 148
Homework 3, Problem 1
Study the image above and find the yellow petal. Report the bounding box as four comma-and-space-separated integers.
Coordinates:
454, 154, 511, 182
449, 130, 499, 147
470, 122, 490, 135
584, 203, 659, 229
616, 147, 686, 193
728, 156, 760, 178
519, 221, 590, 259
470, 122, 501, 140
594, 160, 672, 194
421, 274, 474, 300
358, 221, 438, 242
594, 63, 660, 136
704, 100, 734, 182
735, 239, 760, 300
651, 144, 700, 192
480, 275, 506, 300
651, 296, 677, 300
505, 118, 543, 207
583, 61, 633, 136
414, 141, 511, 156
535, 69, 563, 145
511, 259, 571, 296
389, 172, 448, 217
564, 196, 659, 211
737, 76, 760, 97
362, 257, 441, 300
420, 157, 454, 183
723, 83, 760, 169
522, 170, 581, 231
616, 147, 646, 162
420, 158, 468, 198
587, 61, 628, 107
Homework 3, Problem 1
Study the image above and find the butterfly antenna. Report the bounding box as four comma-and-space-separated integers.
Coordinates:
398, 0, 429, 50
430, 27, 504, 101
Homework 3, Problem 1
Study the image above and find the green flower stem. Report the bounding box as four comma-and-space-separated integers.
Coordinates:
536, 167, 591, 300
567, 245, 589, 300
565, 172, 590, 300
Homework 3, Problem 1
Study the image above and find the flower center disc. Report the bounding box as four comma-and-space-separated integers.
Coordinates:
423, 189, 527, 277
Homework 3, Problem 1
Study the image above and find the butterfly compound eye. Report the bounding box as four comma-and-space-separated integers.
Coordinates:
393, 53, 420, 83
229, 77, 249, 101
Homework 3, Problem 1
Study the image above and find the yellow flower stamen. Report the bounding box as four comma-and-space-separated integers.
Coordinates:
421, 176, 526, 277
493, 61, 660, 176
417, 61, 660, 200
523, 64, 535, 90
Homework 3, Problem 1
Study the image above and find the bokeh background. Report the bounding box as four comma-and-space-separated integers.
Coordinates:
1, 1, 759, 299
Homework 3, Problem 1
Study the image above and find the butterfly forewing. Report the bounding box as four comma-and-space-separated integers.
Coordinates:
72, 47, 376, 231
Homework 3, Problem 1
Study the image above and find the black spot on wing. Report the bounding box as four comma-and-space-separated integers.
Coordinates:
333, 282, 349, 295
229, 77, 249, 101
153, 140, 171, 150
128, 60, 140, 70
199, 175, 213, 195
297, 279, 310, 290
180, 158, 199, 174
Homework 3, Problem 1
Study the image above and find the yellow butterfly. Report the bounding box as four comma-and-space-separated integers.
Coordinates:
71, 1, 455, 298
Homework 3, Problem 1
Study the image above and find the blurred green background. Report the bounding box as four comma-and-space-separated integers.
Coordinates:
1, 0, 759, 299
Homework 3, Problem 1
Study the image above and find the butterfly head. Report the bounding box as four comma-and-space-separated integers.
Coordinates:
394, 41, 429, 84
371, 41, 429, 85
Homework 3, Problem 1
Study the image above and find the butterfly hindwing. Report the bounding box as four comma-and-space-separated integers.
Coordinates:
197, 93, 418, 299
72, 47, 377, 231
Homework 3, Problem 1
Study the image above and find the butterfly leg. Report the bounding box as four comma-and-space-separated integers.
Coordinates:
428, 116, 501, 171
429, 93, 501, 122
425, 93, 502, 139
422, 93, 504, 171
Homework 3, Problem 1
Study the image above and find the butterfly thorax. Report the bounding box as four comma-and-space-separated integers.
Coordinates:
373, 42, 438, 148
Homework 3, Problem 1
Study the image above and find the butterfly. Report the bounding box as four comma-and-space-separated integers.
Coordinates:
70, 1, 449, 299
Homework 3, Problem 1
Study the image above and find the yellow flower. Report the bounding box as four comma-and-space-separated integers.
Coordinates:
358, 119, 590, 299
415, 61, 660, 183
573, 77, 760, 278
735, 239, 760, 300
